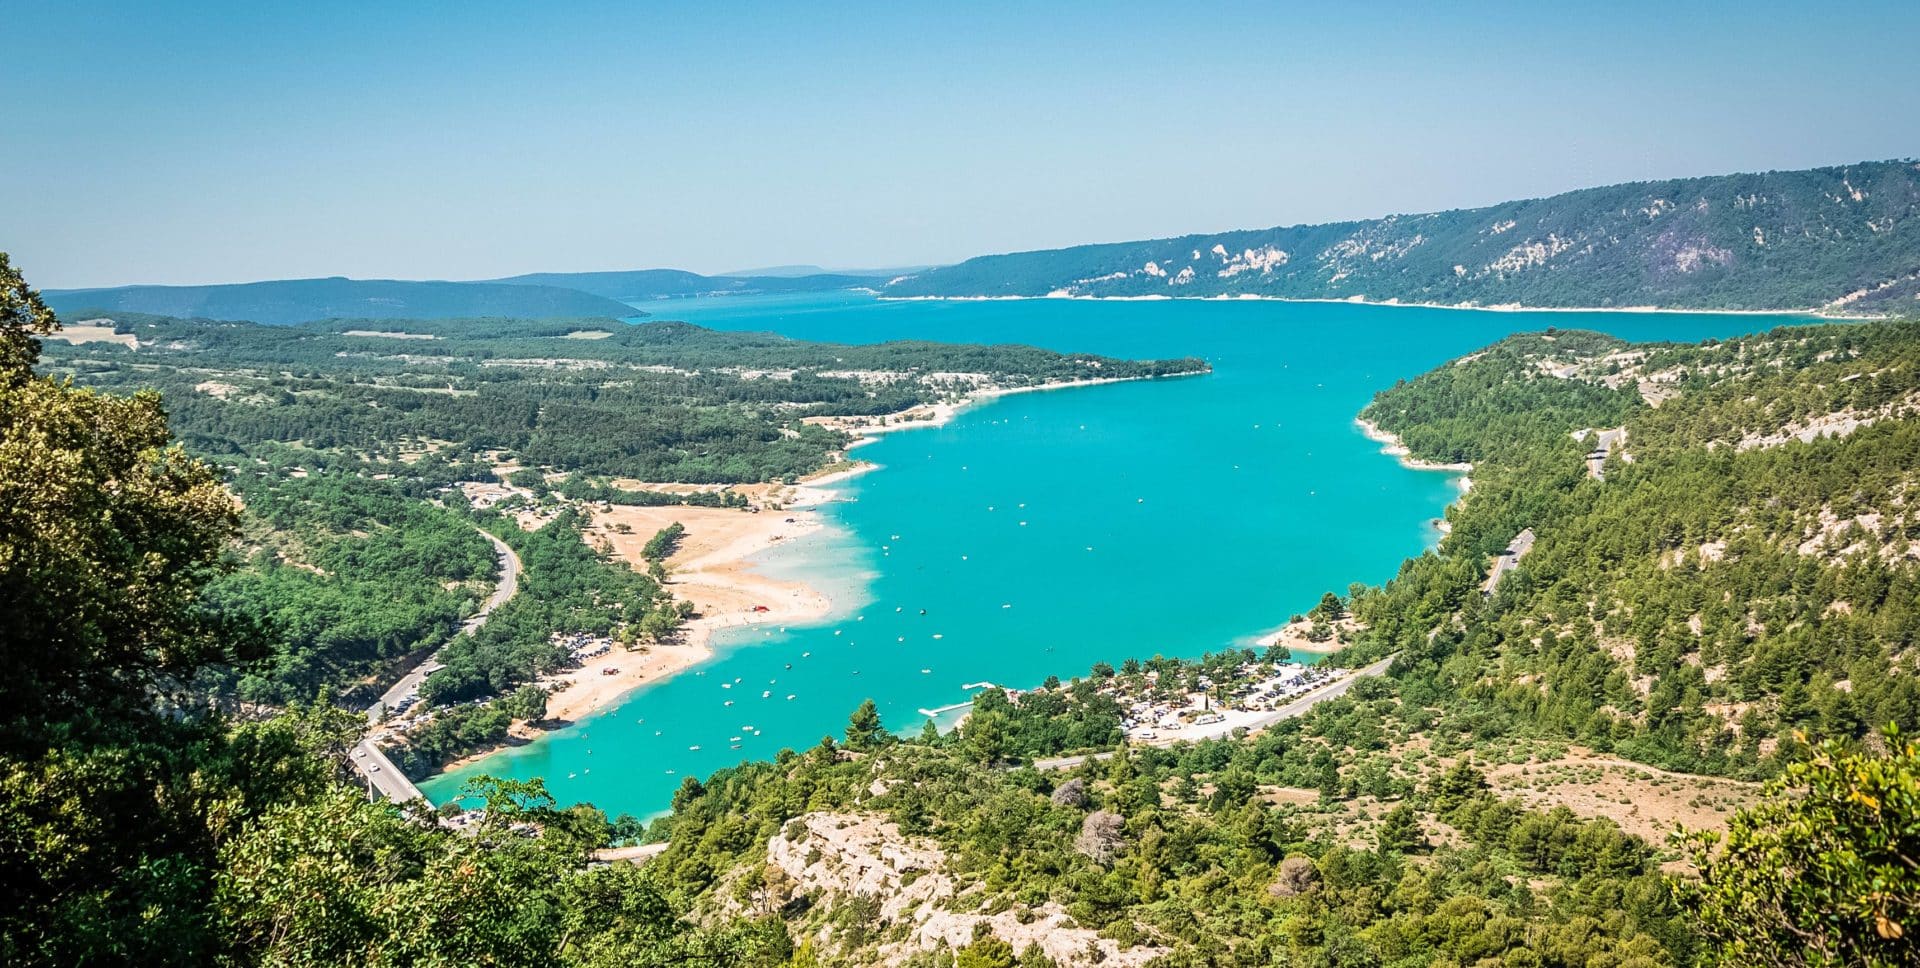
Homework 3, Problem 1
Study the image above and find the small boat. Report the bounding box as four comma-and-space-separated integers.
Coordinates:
932, 634, 944, 640
689, 745, 701, 751
724, 700, 734, 706
802, 651, 810, 657
763, 690, 771, 698
786, 694, 796, 700
921, 668, 931, 674
730, 736, 742, 742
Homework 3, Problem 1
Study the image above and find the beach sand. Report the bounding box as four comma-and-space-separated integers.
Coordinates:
537, 498, 837, 723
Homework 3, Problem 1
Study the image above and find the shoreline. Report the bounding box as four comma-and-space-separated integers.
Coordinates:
430, 373, 1186, 780
806, 372, 1203, 448
545, 496, 837, 725
876, 292, 1863, 321
1354, 417, 1474, 475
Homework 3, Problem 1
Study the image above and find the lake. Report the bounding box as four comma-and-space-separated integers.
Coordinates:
420, 294, 1803, 816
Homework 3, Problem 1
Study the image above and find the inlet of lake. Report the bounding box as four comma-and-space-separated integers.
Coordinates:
420, 294, 1801, 816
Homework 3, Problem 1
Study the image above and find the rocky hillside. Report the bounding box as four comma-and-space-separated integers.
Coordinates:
885, 160, 1920, 312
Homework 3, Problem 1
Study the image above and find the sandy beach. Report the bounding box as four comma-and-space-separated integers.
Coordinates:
1253, 615, 1362, 654
534, 498, 837, 723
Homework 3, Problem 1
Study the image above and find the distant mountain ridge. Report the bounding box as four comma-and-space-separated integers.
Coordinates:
487, 269, 885, 301
884, 160, 1920, 312
717, 263, 941, 278
43, 276, 640, 326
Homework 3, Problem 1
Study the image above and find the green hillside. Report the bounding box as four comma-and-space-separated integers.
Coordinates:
887, 160, 1920, 312
42, 276, 641, 325
629, 317, 1920, 967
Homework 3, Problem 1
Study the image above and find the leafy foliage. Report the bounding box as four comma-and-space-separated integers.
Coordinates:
1677, 729, 1919, 967
1, 254, 751, 966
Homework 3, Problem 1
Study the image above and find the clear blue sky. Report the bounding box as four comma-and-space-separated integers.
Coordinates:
7, 0, 1917, 288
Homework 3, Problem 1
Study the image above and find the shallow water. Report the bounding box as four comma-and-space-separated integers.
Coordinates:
420, 294, 1804, 815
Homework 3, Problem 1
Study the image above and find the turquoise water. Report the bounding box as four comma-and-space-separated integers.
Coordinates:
420, 294, 1802, 815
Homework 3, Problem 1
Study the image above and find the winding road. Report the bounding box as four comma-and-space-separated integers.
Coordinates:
373, 528, 521, 716
353, 525, 521, 803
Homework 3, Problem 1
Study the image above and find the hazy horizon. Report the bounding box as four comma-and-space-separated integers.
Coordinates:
9, 1, 1920, 290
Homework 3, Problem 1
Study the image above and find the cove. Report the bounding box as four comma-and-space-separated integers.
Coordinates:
420, 294, 1809, 816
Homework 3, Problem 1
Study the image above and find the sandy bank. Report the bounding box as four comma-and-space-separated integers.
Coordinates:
1253, 615, 1363, 654
531, 502, 836, 723
1354, 418, 1473, 474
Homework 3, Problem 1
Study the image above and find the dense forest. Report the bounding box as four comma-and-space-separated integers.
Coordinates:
886, 160, 1920, 311
42, 312, 1205, 483
1348, 323, 1920, 777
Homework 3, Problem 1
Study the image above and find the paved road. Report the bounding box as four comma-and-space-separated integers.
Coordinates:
1586, 427, 1626, 480
374, 527, 521, 717
351, 739, 425, 802
1031, 654, 1397, 771
354, 525, 521, 803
